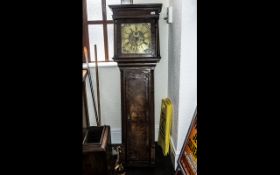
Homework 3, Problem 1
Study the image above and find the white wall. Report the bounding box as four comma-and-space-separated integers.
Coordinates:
168, 0, 182, 151
177, 0, 197, 154
84, 64, 122, 143
168, 0, 197, 169
84, 0, 169, 144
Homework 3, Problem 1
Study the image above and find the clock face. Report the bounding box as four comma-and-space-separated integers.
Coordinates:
121, 23, 152, 54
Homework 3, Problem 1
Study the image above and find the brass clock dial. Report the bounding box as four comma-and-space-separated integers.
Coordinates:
121, 23, 152, 54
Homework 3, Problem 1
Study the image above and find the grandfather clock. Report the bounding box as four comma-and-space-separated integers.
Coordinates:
109, 4, 162, 167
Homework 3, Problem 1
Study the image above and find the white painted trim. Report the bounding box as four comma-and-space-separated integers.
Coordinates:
111, 128, 122, 144
82, 62, 117, 69
170, 137, 181, 170
155, 124, 159, 141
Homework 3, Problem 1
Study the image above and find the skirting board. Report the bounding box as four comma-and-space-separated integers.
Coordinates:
110, 128, 122, 144
110, 125, 160, 144
169, 137, 181, 170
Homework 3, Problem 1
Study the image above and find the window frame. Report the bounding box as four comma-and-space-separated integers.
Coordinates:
83, 0, 114, 62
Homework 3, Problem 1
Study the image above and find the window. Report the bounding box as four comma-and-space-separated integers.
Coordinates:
83, 0, 121, 62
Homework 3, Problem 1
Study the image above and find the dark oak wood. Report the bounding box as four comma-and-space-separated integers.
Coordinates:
87, 20, 113, 24
109, 3, 162, 167
83, 126, 113, 175
110, 4, 162, 63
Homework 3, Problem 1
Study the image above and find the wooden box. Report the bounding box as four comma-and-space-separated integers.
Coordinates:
82, 125, 112, 175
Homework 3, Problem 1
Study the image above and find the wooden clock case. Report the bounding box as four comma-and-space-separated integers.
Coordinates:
109, 4, 162, 167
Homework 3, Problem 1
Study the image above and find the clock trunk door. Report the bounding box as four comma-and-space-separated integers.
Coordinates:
124, 69, 153, 163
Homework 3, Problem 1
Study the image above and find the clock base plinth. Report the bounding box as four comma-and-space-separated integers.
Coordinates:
119, 143, 156, 167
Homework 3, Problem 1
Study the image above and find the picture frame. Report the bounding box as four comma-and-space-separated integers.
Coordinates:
176, 107, 197, 175
121, 0, 133, 4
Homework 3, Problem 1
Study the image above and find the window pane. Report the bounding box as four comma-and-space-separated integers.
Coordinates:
88, 25, 105, 62
87, 0, 103, 21
106, 0, 121, 20
107, 24, 114, 61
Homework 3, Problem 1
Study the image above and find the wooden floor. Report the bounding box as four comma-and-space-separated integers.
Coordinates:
119, 143, 175, 175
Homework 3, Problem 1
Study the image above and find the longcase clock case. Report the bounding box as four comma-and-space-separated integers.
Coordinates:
109, 4, 162, 167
